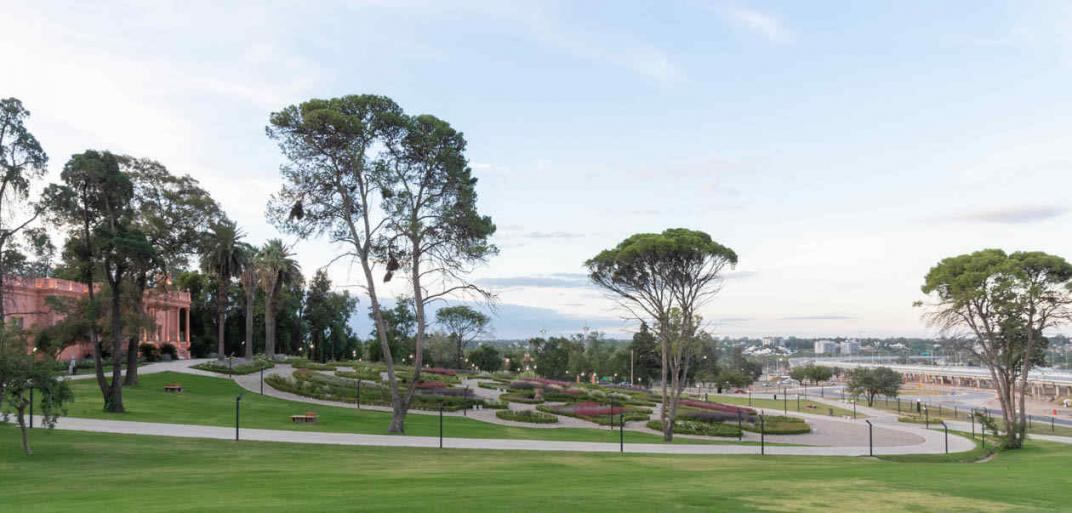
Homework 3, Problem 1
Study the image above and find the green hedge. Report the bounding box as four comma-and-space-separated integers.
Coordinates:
646, 419, 741, 437
741, 415, 811, 435
496, 410, 559, 424
192, 358, 274, 375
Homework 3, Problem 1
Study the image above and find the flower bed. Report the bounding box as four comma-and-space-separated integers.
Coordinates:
680, 399, 756, 416
647, 419, 741, 438
495, 410, 559, 424
521, 377, 573, 387
192, 358, 274, 375
415, 380, 447, 389
741, 415, 811, 435
538, 401, 651, 425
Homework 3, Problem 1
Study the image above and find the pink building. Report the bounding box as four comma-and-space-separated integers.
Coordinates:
4, 276, 193, 360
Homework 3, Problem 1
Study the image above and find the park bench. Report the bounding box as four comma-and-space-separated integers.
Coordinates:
164, 384, 183, 393
291, 411, 319, 424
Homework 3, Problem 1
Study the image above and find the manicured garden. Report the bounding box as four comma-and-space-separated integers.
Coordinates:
3, 427, 1070, 512
62, 372, 713, 445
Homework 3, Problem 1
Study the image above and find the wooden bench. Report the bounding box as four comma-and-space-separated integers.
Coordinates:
290, 411, 319, 424
164, 384, 183, 393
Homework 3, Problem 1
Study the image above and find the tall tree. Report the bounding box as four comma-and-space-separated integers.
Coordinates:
44, 150, 152, 412
587, 228, 737, 441
200, 220, 244, 361
435, 305, 490, 368
238, 243, 258, 359
378, 113, 497, 431
121, 156, 220, 383
920, 249, 1072, 448
845, 367, 902, 407
266, 95, 410, 432
0, 98, 49, 322
255, 239, 301, 359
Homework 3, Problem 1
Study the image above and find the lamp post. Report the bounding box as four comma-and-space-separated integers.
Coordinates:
783, 387, 787, 415
924, 406, 929, 430
796, 394, 800, 412
759, 414, 766, 455
464, 386, 470, 417
439, 403, 444, 449
970, 408, 975, 439
356, 379, 361, 409
235, 393, 243, 441
940, 421, 949, 454
28, 383, 34, 429
865, 420, 873, 456
260, 366, 264, 395
619, 411, 624, 454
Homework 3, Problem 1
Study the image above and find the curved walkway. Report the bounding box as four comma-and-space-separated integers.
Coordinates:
44, 358, 986, 455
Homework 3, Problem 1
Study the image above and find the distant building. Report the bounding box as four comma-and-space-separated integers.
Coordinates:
762, 337, 784, 348
814, 340, 838, 354
5, 276, 193, 360
840, 339, 861, 355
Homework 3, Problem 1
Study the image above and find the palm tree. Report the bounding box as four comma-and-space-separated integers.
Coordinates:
238, 243, 259, 359
256, 239, 301, 358
200, 220, 244, 361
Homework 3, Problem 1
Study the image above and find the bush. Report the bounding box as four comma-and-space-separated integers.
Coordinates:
139, 343, 161, 362
742, 415, 811, 435
159, 343, 178, 359
647, 419, 742, 438
192, 358, 274, 375
496, 410, 558, 424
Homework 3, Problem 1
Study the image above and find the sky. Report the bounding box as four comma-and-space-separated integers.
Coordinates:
3, 1, 1071, 339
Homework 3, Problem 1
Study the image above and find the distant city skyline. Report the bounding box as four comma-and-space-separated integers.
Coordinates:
4, 1, 1071, 339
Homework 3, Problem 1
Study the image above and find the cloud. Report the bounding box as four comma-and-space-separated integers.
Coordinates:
780, 315, 857, 321
480, 273, 591, 289
723, 6, 792, 43
954, 205, 1067, 224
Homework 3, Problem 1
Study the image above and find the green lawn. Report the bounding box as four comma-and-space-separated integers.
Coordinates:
64, 372, 725, 445
3, 427, 1071, 512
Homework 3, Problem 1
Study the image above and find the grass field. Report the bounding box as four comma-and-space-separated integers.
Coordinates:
63, 372, 727, 445
3, 427, 1071, 512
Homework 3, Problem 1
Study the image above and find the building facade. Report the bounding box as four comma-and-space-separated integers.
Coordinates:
4, 276, 193, 360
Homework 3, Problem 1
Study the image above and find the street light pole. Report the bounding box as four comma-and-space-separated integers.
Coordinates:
260, 366, 264, 395
356, 379, 361, 409
760, 414, 765, 455
28, 385, 34, 429
235, 393, 243, 441
783, 388, 787, 415
940, 421, 949, 454
737, 411, 743, 442
439, 404, 444, 449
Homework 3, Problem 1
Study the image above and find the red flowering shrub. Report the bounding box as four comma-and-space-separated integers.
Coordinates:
415, 380, 447, 389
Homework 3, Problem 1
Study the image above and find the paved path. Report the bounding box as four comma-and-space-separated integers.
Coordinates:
40, 415, 969, 456
54, 359, 973, 455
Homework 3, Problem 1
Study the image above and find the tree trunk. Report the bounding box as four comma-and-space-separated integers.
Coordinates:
106, 287, 125, 413
0, 269, 7, 323
17, 406, 31, 455
264, 297, 276, 358
660, 333, 671, 442
217, 311, 226, 361
124, 335, 139, 386
244, 289, 255, 359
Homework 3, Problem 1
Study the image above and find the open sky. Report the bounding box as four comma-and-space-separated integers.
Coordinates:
3, 1, 1071, 339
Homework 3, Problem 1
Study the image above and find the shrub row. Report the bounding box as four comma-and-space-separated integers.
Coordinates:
495, 410, 559, 424
192, 358, 274, 375
646, 419, 742, 438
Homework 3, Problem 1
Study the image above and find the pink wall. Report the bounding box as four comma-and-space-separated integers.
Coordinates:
4, 276, 193, 360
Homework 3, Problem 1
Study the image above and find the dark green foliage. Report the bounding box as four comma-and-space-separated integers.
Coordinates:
467, 344, 502, 372
0, 346, 74, 454
846, 366, 902, 406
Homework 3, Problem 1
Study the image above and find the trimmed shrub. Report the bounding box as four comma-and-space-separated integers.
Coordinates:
496, 410, 558, 424
647, 419, 742, 438
192, 358, 274, 375
139, 343, 161, 362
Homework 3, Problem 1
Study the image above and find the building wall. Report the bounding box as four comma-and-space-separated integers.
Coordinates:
3, 276, 193, 360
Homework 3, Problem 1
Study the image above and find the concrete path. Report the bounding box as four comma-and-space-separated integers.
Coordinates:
56, 359, 971, 455
40, 415, 967, 456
